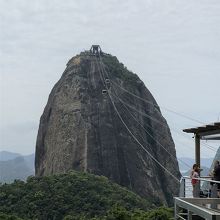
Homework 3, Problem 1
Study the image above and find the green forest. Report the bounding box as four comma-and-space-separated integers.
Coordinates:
0, 171, 173, 219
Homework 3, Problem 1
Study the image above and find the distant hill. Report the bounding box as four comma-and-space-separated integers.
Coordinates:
0, 171, 173, 220
0, 151, 35, 183
23, 153, 35, 171
182, 166, 210, 177
178, 157, 213, 173
0, 151, 21, 161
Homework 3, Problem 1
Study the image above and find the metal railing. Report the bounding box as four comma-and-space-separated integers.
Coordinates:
175, 197, 220, 220
179, 176, 219, 198
175, 176, 220, 219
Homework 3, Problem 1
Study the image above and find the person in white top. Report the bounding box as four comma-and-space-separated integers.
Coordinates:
190, 164, 199, 197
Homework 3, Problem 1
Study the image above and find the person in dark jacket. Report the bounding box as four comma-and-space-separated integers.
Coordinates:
213, 161, 220, 197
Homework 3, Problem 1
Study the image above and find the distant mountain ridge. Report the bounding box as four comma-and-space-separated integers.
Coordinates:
178, 157, 213, 173
0, 151, 21, 161
0, 151, 35, 183
0, 152, 215, 183
182, 166, 210, 177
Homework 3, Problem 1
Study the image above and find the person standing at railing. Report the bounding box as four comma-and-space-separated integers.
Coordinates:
190, 164, 200, 197
213, 160, 220, 197
210, 160, 219, 184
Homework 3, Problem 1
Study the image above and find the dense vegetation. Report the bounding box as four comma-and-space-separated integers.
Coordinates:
0, 171, 173, 219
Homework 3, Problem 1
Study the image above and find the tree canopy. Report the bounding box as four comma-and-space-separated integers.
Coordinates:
0, 171, 173, 219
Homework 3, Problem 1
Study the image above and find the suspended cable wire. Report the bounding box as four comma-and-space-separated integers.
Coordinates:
109, 91, 181, 183
202, 142, 218, 151
99, 59, 192, 169
97, 55, 219, 152
111, 80, 205, 125
111, 92, 218, 153
97, 55, 218, 177
117, 96, 192, 169
98, 56, 219, 159
96, 55, 181, 183
111, 93, 174, 128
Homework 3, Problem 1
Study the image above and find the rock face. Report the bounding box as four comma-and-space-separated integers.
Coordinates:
35, 50, 181, 205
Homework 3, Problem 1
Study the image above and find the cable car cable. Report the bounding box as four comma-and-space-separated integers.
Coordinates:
96, 55, 181, 183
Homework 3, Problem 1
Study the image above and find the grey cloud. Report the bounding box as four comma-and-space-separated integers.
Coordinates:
0, 0, 220, 156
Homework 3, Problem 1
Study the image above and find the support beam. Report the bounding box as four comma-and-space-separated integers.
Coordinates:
199, 129, 220, 137
195, 134, 200, 168
195, 134, 201, 196
188, 210, 192, 220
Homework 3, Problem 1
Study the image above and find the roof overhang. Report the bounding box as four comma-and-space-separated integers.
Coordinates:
201, 134, 220, 140
183, 122, 220, 140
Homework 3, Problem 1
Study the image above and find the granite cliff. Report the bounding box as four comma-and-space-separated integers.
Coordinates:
35, 48, 181, 205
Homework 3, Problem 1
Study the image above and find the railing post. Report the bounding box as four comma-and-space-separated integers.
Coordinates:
179, 177, 186, 197
188, 210, 192, 220
174, 199, 180, 220
211, 183, 218, 198
211, 183, 218, 209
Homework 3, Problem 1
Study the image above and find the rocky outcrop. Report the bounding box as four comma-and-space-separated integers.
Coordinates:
35, 50, 181, 205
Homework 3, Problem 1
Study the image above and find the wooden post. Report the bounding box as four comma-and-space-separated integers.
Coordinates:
195, 134, 200, 168
195, 134, 200, 197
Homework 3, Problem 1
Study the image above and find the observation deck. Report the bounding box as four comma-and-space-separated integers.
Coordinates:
175, 122, 220, 219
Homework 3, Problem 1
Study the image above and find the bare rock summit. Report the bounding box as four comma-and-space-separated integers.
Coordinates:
35, 48, 181, 205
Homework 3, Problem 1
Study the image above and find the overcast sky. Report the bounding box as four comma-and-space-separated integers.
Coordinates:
0, 0, 220, 159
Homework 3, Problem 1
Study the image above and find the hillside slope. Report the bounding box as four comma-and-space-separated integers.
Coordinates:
0, 171, 173, 220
